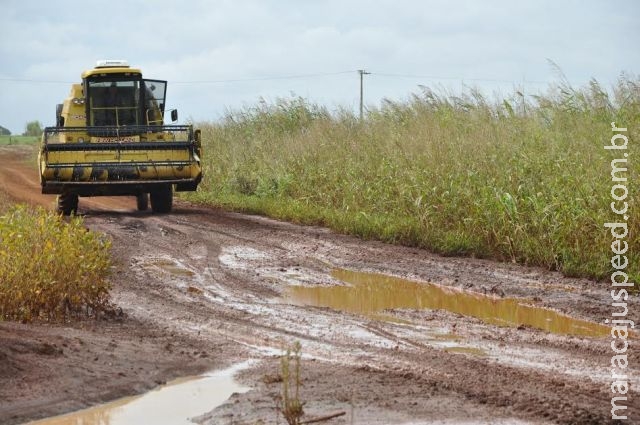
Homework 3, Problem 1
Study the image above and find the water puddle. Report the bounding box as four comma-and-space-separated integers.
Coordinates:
287, 269, 610, 338
26, 361, 252, 425
149, 258, 195, 277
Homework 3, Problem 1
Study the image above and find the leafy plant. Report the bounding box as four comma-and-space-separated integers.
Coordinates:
0, 205, 112, 322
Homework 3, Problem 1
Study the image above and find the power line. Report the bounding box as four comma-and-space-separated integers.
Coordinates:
371, 72, 551, 85
172, 70, 355, 84
0, 77, 74, 84
0, 71, 562, 86
0, 71, 356, 86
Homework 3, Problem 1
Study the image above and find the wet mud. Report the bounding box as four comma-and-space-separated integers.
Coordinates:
0, 145, 638, 425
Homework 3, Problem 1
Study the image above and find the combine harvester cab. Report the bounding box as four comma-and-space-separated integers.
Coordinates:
39, 60, 202, 215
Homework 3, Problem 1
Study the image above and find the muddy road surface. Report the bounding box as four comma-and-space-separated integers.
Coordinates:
0, 145, 637, 425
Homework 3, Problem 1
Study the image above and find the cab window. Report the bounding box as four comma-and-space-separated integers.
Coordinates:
87, 79, 140, 126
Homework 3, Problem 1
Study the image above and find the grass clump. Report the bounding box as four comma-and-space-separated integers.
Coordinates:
189, 77, 639, 282
276, 341, 304, 425
0, 205, 112, 322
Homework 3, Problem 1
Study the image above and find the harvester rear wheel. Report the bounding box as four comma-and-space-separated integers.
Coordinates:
136, 193, 149, 211
57, 193, 78, 216
150, 185, 172, 213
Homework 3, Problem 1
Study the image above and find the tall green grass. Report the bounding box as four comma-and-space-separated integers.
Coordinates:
189, 77, 639, 282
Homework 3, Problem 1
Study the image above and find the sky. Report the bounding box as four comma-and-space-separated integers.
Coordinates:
0, 0, 638, 134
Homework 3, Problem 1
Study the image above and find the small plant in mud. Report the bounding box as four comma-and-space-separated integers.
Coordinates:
276, 341, 305, 425
0, 205, 112, 322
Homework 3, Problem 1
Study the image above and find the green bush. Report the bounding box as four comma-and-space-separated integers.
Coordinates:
188, 77, 639, 282
0, 206, 112, 322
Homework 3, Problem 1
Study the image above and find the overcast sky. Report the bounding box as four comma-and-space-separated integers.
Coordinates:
1, 0, 638, 134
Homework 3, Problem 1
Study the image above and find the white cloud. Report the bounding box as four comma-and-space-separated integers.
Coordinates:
0, 0, 638, 133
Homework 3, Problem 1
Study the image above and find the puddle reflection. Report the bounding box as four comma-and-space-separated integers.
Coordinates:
287, 269, 609, 337
26, 362, 251, 425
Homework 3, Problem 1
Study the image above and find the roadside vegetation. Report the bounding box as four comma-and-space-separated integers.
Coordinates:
0, 119, 43, 144
0, 123, 106, 323
0, 135, 39, 145
0, 205, 112, 322
192, 76, 639, 282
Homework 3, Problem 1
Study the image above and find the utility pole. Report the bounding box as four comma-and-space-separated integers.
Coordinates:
522, 75, 527, 116
358, 69, 370, 120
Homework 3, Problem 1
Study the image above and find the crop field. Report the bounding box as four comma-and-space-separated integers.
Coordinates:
192, 78, 639, 282
0, 142, 112, 323
0, 206, 112, 322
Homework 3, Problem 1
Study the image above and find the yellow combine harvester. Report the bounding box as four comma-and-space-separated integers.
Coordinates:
39, 60, 202, 214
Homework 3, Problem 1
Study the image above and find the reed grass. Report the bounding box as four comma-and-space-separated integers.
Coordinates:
188, 76, 639, 282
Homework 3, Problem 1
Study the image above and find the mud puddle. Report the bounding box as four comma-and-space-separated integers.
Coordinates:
287, 269, 609, 337
26, 361, 252, 425
146, 257, 196, 278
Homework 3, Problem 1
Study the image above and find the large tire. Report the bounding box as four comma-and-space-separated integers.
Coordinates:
136, 193, 149, 211
57, 193, 78, 216
150, 185, 173, 213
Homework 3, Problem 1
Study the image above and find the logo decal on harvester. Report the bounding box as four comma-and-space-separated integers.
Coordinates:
93, 137, 138, 143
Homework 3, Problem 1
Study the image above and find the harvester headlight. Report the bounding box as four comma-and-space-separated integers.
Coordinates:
72, 98, 85, 105
78, 137, 85, 143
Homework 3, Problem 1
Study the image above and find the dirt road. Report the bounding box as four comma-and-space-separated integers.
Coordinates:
0, 145, 637, 424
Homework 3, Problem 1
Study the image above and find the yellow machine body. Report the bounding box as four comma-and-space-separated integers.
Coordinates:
39, 60, 202, 213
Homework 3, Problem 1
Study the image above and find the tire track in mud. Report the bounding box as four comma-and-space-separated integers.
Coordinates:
92, 207, 638, 424
1, 145, 638, 424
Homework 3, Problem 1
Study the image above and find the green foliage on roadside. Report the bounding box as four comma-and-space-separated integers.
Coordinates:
0, 135, 39, 145
189, 77, 639, 282
23, 120, 43, 137
0, 206, 112, 322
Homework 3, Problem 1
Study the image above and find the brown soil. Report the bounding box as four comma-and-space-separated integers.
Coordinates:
0, 145, 637, 424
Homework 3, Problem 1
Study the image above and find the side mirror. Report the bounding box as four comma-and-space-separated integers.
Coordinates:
171, 109, 178, 122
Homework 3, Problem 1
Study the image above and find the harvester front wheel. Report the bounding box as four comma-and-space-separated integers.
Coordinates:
150, 185, 173, 213
57, 193, 78, 216
136, 193, 149, 211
